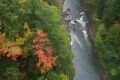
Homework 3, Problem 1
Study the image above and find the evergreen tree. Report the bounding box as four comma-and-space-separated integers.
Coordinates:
94, 0, 106, 19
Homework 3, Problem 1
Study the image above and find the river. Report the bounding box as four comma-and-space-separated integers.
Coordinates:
62, 0, 101, 80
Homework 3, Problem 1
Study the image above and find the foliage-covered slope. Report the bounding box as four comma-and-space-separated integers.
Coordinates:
0, 0, 74, 80
86, 0, 120, 79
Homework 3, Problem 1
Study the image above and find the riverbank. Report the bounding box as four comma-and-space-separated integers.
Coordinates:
83, 0, 110, 80
58, 0, 75, 80
57, 0, 64, 10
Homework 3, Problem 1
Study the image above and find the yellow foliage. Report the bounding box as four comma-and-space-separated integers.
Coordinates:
15, 22, 32, 45
8, 46, 22, 61
0, 22, 32, 60
16, 37, 25, 45
60, 73, 68, 80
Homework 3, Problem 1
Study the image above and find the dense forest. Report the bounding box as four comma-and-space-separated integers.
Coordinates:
0, 0, 74, 80
1, 0, 120, 80
86, 0, 120, 80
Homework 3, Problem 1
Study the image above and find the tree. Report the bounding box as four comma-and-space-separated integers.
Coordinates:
95, 23, 120, 80
103, 0, 120, 26
94, 0, 106, 19
0, 0, 74, 79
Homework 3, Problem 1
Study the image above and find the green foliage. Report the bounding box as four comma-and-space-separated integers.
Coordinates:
46, 71, 61, 80
3, 66, 22, 80
46, 72, 68, 80
60, 73, 68, 80
22, 1, 74, 78
0, 0, 23, 38
94, 0, 106, 19
0, 57, 22, 80
93, 0, 120, 27
37, 76, 44, 80
103, 0, 120, 26
38, 3, 74, 79
87, 0, 120, 79
95, 23, 120, 80
44, 0, 57, 5
0, 0, 74, 79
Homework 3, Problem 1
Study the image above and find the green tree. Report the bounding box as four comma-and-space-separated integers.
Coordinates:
94, 0, 106, 19
0, 0, 74, 79
103, 0, 120, 26
0, 0, 23, 38
95, 23, 120, 80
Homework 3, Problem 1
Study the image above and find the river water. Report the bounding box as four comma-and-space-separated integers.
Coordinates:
63, 0, 101, 80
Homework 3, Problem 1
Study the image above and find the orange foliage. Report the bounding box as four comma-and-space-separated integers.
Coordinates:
0, 22, 57, 74
0, 22, 32, 61
0, 33, 22, 61
32, 30, 57, 74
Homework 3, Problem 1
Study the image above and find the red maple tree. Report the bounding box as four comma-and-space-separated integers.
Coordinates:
32, 30, 57, 73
